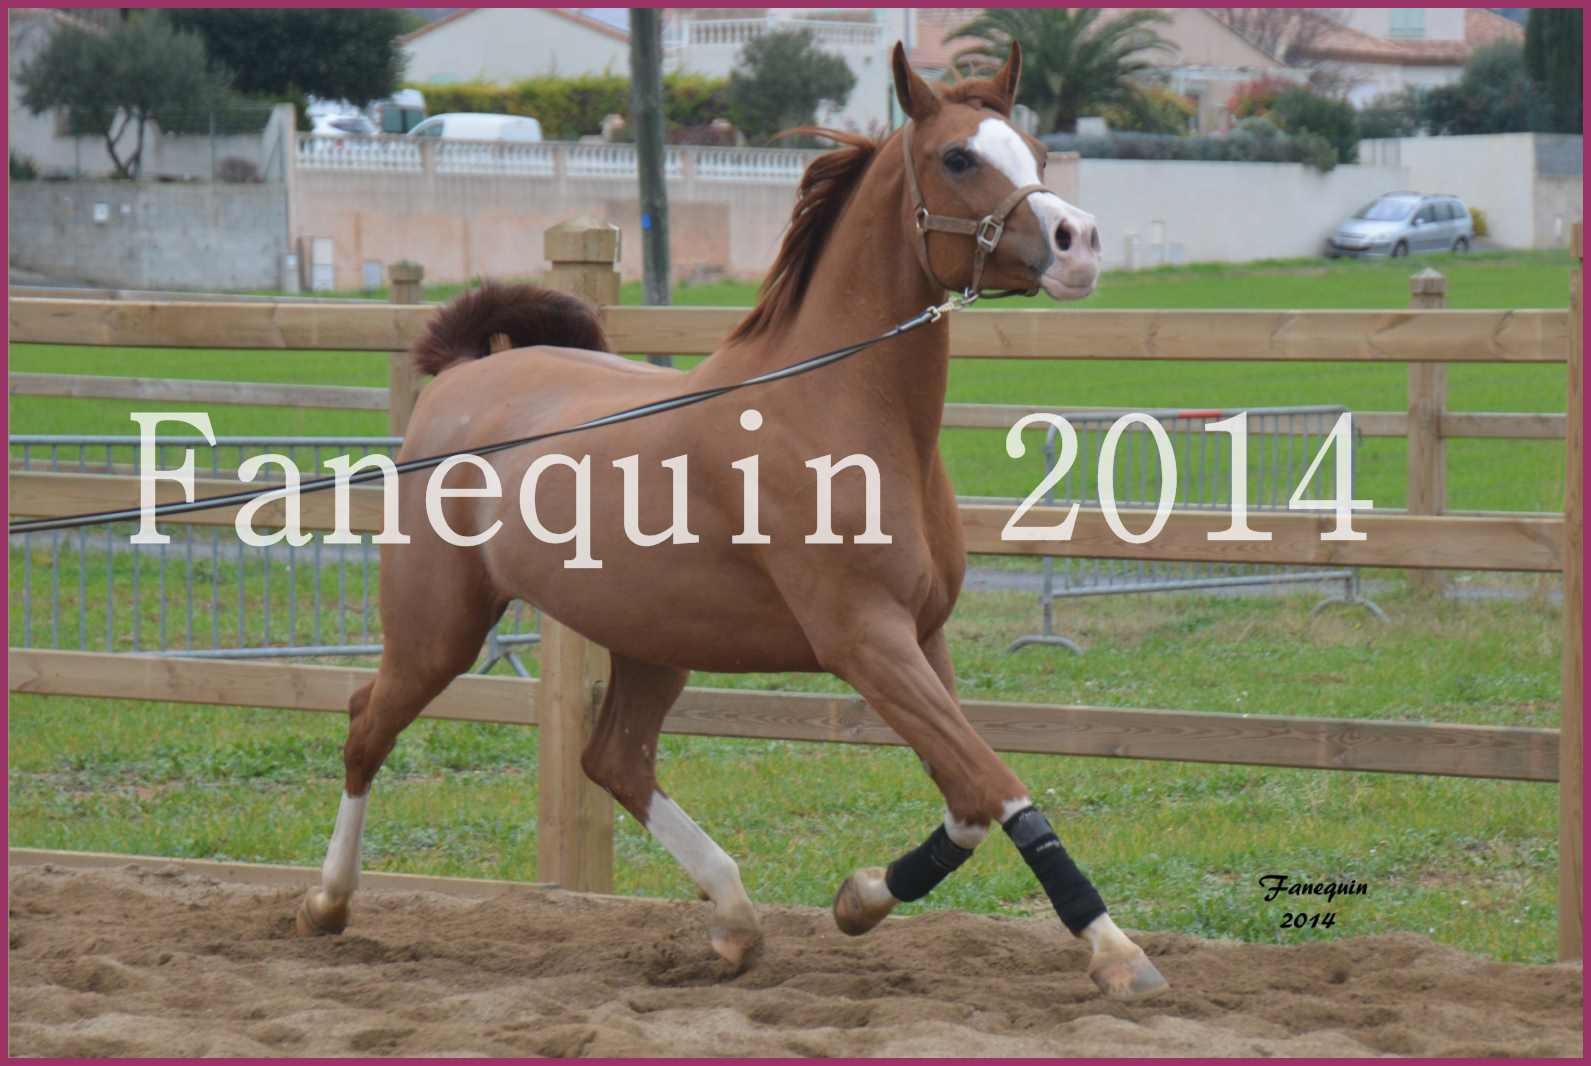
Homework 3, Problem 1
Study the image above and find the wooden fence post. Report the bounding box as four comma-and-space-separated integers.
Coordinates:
1560, 223, 1582, 962
536, 616, 614, 893
544, 217, 620, 312
1407, 268, 1448, 596
534, 220, 620, 893
387, 261, 425, 435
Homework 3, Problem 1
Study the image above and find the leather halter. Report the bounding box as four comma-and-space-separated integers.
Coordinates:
901, 120, 1050, 298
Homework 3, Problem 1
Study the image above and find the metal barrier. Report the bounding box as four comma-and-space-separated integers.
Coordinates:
8, 436, 539, 675
1008, 406, 1385, 654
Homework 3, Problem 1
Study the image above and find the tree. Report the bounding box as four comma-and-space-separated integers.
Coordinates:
727, 28, 856, 143
1421, 42, 1546, 135
1205, 9, 1350, 94
165, 9, 406, 105
949, 8, 1174, 134
1524, 8, 1582, 134
15, 13, 231, 179
1204, 8, 1344, 63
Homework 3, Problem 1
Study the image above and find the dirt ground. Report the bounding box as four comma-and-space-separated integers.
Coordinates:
7, 862, 1582, 1058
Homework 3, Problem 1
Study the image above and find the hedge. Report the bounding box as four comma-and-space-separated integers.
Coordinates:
1040, 118, 1341, 172
407, 73, 729, 141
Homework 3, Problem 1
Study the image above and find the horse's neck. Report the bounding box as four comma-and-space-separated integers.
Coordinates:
714, 153, 952, 457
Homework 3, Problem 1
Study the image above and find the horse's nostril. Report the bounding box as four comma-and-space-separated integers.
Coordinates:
1055, 222, 1072, 252
1090, 227, 1101, 253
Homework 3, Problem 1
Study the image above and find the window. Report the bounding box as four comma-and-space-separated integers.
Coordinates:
1389, 9, 1425, 39
1413, 206, 1433, 224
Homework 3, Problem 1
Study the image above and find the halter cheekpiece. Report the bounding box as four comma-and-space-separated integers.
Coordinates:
900, 120, 1050, 299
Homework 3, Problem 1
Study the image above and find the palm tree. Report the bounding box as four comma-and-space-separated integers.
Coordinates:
949, 8, 1175, 133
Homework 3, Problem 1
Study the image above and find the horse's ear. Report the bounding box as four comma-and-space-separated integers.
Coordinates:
892, 41, 940, 121
991, 40, 1022, 113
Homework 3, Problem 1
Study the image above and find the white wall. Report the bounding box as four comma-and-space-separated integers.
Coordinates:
1076, 159, 1410, 267
1358, 133, 1583, 249
403, 9, 629, 83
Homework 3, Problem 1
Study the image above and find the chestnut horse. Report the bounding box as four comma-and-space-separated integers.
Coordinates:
295, 42, 1165, 998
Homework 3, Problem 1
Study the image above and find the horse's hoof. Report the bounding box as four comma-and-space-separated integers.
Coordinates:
293, 890, 348, 937
709, 900, 761, 972
709, 922, 761, 972
1088, 946, 1168, 999
832, 867, 896, 937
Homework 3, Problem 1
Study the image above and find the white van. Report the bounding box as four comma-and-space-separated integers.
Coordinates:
407, 113, 543, 143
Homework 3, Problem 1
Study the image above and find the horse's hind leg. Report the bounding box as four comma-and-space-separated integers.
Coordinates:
295, 574, 502, 937
579, 654, 760, 970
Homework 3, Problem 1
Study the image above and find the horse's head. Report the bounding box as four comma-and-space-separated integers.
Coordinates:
892, 41, 1099, 302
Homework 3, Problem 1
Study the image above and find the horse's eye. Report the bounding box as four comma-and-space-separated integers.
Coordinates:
942, 148, 975, 175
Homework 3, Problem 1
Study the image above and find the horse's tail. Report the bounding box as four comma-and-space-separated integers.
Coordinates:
411, 281, 612, 376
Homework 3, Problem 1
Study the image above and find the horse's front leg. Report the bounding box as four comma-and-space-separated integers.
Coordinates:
821, 619, 1167, 999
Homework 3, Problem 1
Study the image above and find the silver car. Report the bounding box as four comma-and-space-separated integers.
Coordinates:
1326, 193, 1475, 258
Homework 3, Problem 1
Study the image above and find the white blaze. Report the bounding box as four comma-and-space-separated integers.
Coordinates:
967, 117, 1094, 257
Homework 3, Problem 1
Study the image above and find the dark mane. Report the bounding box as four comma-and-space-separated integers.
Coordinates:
727, 128, 880, 343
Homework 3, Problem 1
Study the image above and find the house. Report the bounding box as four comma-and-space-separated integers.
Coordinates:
399, 8, 630, 84
1291, 8, 1525, 108
908, 8, 1294, 134
662, 9, 910, 136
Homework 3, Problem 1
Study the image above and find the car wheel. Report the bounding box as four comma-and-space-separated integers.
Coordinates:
1391, 241, 1408, 258
1453, 237, 1469, 254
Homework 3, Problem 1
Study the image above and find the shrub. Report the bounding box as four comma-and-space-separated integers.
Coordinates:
410, 73, 731, 141
1469, 206, 1490, 239
1101, 84, 1195, 134
9, 151, 38, 181
215, 156, 260, 183
1357, 88, 1422, 140
1040, 120, 1342, 172
1268, 87, 1358, 164
1226, 76, 1293, 120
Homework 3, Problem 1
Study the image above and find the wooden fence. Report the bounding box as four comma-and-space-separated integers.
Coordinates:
7, 224, 1582, 961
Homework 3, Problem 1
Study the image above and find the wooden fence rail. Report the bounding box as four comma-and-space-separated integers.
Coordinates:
8, 471, 1566, 572
10, 297, 1570, 363
6, 222, 1580, 958
8, 373, 1569, 441
6, 649, 1560, 784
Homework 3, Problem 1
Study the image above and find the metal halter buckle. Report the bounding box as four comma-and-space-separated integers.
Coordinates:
976, 216, 1004, 253
914, 206, 930, 232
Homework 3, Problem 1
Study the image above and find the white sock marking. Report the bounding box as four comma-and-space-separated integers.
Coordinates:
852, 867, 898, 908
1080, 910, 1136, 954
645, 790, 745, 905
321, 791, 367, 900
1000, 795, 1034, 824
944, 810, 988, 849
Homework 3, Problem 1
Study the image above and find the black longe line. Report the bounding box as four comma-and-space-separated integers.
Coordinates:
9, 304, 948, 536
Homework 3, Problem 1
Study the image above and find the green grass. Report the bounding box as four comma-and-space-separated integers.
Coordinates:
8, 251, 1570, 963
